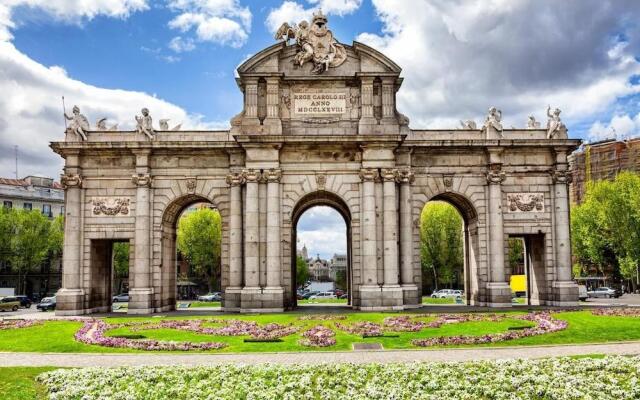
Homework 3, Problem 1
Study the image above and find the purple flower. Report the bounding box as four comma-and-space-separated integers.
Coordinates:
299, 325, 336, 347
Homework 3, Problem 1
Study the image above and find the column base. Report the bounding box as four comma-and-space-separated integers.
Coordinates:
224, 287, 243, 311
54, 288, 85, 315
551, 281, 579, 306
381, 284, 404, 307
401, 284, 420, 306
128, 287, 154, 315
358, 285, 383, 308
486, 282, 512, 307
240, 287, 284, 311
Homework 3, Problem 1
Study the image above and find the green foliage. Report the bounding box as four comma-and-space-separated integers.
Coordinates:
571, 172, 640, 285
296, 255, 309, 287
335, 268, 347, 290
177, 207, 222, 291
9, 210, 52, 293
420, 201, 464, 289
0, 207, 15, 263
508, 238, 524, 272
48, 215, 64, 258
112, 243, 130, 277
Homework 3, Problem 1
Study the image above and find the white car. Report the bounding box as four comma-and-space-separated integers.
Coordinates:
431, 289, 463, 299
308, 291, 337, 300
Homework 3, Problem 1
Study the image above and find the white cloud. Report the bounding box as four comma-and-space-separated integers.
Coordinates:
588, 112, 640, 142
0, 0, 148, 41
297, 206, 347, 259
0, 2, 228, 179
266, 0, 362, 33
168, 36, 195, 53
167, 0, 251, 49
355, 0, 640, 131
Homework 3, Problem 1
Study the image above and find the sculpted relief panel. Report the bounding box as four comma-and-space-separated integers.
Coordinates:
506, 193, 544, 213
91, 198, 131, 216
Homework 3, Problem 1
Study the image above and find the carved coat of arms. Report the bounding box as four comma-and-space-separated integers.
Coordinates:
274, 10, 347, 74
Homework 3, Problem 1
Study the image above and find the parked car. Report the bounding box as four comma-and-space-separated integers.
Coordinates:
431, 289, 463, 299
587, 287, 619, 299
578, 285, 588, 301
197, 292, 221, 302
0, 296, 20, 312
303, 291, 318, 299
308, 291, 337, 300
112, 293, 130, 303
36, 296, 56, 311
15, 295, 32, 308
338, 293, 348, 299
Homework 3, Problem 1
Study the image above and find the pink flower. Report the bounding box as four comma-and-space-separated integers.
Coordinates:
299, 325, 336, 347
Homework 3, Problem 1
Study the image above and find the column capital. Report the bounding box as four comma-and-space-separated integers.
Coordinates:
242, 168, 261, 182
486, 165, 505, 184
380, 168, 398, 182
359, 168, 379, 182
131, 173, 152, 187
395, 167, 414, 184
225, 172, 245, 186
61, 173, 82, 189
551, 169, 572, 184
264, 168, 282, 183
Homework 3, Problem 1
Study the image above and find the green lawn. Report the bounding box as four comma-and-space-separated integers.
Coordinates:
0, 367, 58, 400
1, 311, 640, 353
422, 297, 456, 304
177, 301, 221, 308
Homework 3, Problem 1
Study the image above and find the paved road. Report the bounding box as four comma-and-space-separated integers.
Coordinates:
1, 342, 639, 367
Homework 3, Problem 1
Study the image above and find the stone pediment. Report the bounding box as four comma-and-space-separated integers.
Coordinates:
236, 41, 401, 77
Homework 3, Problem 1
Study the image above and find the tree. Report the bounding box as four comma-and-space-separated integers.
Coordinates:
176, 207, 222, 292
48, 215, 64, 258
0, 207, 16, 266
508, 238, 524, 273
335, 268, 347, 290
9, 209, 51, 294
420, 201, 464, 290
572, 172, 640, 290
296, 255, 309, 287
112, 242, 130, 294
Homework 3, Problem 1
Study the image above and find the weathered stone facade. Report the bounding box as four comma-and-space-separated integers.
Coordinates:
51, 35, 580, 315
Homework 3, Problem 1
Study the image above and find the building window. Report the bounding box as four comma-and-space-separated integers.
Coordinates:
2, 201, 11, 209
42, 204, 52, 217
60, 206, 65, 215
23, 203, 32, 210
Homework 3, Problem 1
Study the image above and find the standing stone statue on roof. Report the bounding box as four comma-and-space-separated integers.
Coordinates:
64, 105, 89, 141
135, 107, 155, 139
274, 9, 347, 74
546, 106, 565, 139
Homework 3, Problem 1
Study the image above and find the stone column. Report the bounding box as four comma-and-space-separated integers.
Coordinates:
129, 149, 154, 314
485, 154, 511, 307
551, 150, 579, 305
381, 168, 403, 307
243, 169, 260, 288
56, 161, 85, 315
381, 77, 395, 120
397, 168, 418, 302
263, 169, 284, 310
359, 168, 382, 308
224, 172, 244, 310
358, 77, 376, 133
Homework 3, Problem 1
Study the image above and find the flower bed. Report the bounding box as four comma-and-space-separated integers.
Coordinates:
75, 320, 226, 351
298, 325, 336, 347
383, 315, 427, 332
37, 356, 640, 399
592, 308, 640, 317
129, 319, 298, 340
0, 319, 43, 330
412, 312, 567, 347
297, 314, 347, 321
336, 321, 383, 337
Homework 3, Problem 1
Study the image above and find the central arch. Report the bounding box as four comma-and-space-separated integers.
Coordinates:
289, 190, 352, 309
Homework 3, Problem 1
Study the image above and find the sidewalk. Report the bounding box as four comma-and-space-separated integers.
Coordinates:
2, 342, 639, 367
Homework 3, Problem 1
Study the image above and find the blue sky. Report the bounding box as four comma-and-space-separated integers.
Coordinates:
0, 0, 639, 258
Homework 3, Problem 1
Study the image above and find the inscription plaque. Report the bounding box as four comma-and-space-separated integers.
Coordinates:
293, 91, 346, 115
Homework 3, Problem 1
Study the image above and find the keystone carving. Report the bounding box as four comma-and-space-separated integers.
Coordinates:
316, 174, 326, 189
443, 174, 454, 189
131, 173, 152, 187
61, 173, 82, 189
507, 193, 544, 213
185, 178, 197, 194
91, 198, 130, 216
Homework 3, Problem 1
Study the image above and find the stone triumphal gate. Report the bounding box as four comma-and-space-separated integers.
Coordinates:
52, 13, 579, 315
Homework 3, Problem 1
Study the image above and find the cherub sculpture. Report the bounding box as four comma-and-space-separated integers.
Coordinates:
460, 120, 477, 129
135, 108, 155, 139
527, 115, 541, 129
64, 105, 89, 141
159, 119, 169, 130
274, 10, 347, 74
482, 107, 503, 132
546, 106, 565, 139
